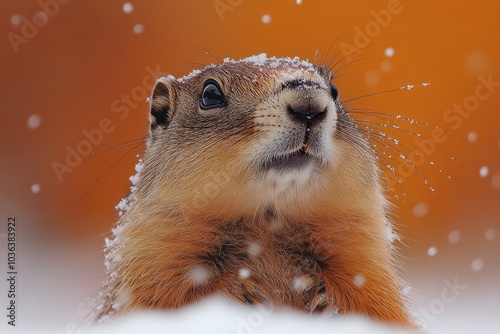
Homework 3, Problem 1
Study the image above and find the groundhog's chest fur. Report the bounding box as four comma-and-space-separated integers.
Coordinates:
191, 216, 333, 311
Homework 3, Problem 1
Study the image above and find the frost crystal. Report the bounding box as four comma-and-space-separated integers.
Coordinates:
98, 158, 144, 317
181, 53, 328, 90
115, 159, 144, 216
385, 223, 399, 243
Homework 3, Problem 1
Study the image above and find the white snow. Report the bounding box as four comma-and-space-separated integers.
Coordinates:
115, 159, 143, 216
292, 276, 311, 291
470, 258, 484, 272
223, 53, 316, 72
491, 173, 500, 189
188, 265, 211, 285
34, 11, 49, 25
238, 268, 251, 279
364, 69, 380, 87
467, 131, 478, 142
27, 114, 41, 129
133, 23, 144, 34
177, 69, 202, 83
412, 202, 429, 218
101, 157, 145, 315
353, 274, 366, 287
485, 229, 496, 240
479, 166, 489, 178
31, 183, 41, 194
248, 242, 262, 256
399, 83, 430, 90
384, 47, 395, 58
427, 247, 437, 257
177, 53, 329, 89
448, 230, 461, 244
11, 14, 21, 27
385, 223, 399, 243
123, 3, 133, 14
380, 60, 392, 72
129, 159, 143, 186
85, 297, 404, 334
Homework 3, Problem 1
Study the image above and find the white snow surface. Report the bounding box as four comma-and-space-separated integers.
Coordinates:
85, 296, 408, 334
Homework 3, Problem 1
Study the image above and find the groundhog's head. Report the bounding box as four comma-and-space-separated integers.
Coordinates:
141, 54, 377, 219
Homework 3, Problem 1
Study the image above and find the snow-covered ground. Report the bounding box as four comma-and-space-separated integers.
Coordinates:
86, 296, 409, 334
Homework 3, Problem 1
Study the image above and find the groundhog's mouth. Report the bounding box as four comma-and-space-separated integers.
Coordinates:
262, 145, 314, 171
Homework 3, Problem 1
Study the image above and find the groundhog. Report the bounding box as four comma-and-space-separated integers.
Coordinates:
96, 53, 413, 327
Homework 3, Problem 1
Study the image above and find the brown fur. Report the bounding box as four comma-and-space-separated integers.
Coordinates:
97, 56, 413, 327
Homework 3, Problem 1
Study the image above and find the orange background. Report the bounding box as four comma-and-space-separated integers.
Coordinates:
1, 0, 499, 332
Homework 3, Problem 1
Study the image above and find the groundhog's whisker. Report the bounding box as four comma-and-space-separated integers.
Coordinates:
347, 109, 439, 129
332, 58, 369, 78
216, 125, 260, 154
352, 117, 457, 165
334, 120, 374, 156
354, 119, 427, 141
318, 35, 343, 65
68, 141, 144, 215
326, 44, 374, 72
369, 143, 411, 198
180, 124, 217, 130
356, 126, 433, 188
90, 138, 147, 155
195, 44, 224, 64
336, 119, 412, 197
341, 83, 431, 104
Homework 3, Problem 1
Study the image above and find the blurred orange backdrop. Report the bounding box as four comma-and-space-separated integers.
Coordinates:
1, 0, 499, 333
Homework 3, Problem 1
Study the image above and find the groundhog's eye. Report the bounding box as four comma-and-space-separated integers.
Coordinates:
200, 80, 225, 109
330, 82, 339, 101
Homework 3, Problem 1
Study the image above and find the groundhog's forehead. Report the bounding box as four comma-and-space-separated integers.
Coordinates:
176, 53, 330, 88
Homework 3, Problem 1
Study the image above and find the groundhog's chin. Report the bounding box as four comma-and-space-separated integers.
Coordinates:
251, 136, 335, 175
257, 149, 317, 173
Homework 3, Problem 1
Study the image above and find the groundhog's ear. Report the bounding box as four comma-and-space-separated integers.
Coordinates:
149, 76, 176, 131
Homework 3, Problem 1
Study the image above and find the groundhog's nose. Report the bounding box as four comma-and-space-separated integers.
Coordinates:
286, 103, 327, 123
283, 80, 329, 124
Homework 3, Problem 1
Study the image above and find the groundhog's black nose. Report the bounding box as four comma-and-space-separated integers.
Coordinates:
283, 80, 329, 125
286, 104, 327, 123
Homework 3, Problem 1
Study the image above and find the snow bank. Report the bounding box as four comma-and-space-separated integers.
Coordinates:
86, 296, 411, 334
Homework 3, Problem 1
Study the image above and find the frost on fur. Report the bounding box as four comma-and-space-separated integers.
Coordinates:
97, 159, 144, 320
